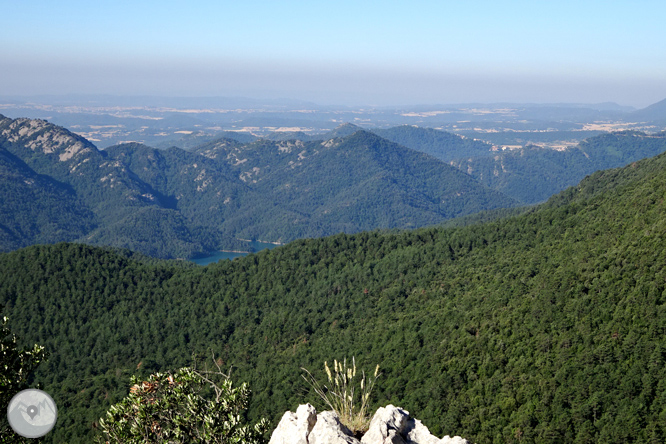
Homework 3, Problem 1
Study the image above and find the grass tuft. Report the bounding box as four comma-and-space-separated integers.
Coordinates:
301, 357, 380, 434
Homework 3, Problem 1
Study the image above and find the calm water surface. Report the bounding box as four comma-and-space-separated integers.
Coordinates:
191, 241, 281, 266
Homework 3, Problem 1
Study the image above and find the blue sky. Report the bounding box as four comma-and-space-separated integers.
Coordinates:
2, 0, 665, 106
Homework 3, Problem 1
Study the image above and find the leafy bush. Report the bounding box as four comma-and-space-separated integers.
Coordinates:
97, 363, 268, 444
0, 311, 48, 443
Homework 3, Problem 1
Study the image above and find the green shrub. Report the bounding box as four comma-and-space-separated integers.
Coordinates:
97, 363, 267, 444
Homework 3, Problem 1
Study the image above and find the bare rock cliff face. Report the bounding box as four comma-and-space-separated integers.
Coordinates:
269, 404, 471, 444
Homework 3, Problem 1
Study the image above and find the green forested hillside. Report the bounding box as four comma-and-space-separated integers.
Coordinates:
103, 142, 253, 236
0, 147, 96, 249
0, 115, 208, 257
451, 131, 666, 203
2, 149, 666, 443
205, 131, 516, 239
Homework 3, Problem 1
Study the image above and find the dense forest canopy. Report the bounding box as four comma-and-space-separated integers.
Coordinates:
2, 146, 666, 443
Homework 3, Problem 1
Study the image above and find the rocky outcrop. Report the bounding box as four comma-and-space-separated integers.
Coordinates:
309, 411, 360, 444
269, 404, 318, 444
268, 404, 470, 444
361, 405, 409, 444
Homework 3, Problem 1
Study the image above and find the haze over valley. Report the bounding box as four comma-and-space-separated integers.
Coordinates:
2, 96, 665, 150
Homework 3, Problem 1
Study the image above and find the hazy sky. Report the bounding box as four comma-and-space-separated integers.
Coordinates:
2, 0, 665, 107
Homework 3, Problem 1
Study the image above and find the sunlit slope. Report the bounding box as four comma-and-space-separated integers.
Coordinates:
2, 149, 666, 442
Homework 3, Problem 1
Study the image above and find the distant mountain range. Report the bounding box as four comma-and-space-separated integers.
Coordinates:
0, 115, 517, 258
4, 112, 666, 259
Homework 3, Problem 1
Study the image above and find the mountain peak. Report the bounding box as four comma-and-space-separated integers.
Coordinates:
336, 122, 361, 129
324, 123, 363, 139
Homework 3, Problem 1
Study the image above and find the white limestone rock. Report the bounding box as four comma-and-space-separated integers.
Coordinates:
440, 437, 470, 444
267, 404, 471, 444
268, 403, 317, 444
361, 405, 409, 444
403, 417, 441, 444
309, 411, 361, 444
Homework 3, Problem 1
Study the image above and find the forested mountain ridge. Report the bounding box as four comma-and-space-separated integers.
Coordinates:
191, 130, 518, 240
103, 142, 251, 229
450, 130, 666, 204
0, 114, 173, 215
261, 124, 666, 207
0, 115, 517, 258
107, 131, 518, 242
3, 147, 666, 442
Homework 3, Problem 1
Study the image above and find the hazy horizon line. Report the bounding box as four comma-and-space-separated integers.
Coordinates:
2, 93, 661, 111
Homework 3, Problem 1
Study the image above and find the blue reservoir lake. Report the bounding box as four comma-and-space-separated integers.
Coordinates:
190, 241, 281, 266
